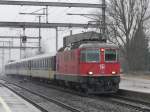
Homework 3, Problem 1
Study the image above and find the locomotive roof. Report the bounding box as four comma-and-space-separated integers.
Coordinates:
63, 31, 103, 47
79, 43, 118, 49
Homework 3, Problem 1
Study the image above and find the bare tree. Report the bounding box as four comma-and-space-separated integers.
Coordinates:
103, 0, 149, 71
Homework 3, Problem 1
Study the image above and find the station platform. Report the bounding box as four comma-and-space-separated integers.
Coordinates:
0, 85, 41, 112
120, 73, 150, 93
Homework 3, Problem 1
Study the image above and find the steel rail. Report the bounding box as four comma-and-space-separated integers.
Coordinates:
0, 0, 103, 8
0, 21, 98, 28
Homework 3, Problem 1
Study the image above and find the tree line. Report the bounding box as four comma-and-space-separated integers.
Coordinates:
95, 0, 150, 72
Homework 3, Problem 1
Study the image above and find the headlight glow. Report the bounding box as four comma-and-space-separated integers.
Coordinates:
88, 72, 93, 75
112, 71, 116, 74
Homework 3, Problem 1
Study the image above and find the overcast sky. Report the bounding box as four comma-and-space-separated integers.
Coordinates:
0, 0, 100, 70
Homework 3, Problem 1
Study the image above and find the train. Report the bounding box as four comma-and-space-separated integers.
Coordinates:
5, 32, 120, 94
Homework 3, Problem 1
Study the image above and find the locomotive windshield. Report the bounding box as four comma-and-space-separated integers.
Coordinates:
105, 49, 117, 62
80, 49, 100, 62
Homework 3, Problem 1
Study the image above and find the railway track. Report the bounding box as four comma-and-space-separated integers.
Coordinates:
31, 79, 150, 112
2, 76, 150, 112
97, 94, 150, 112
31, 78, 150, 112
111, 94, 150, 107
0, 79, 82, 112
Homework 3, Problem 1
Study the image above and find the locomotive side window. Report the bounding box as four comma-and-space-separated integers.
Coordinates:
80, 50, 86, 62
80, 49, 100, 62
105, 49, 117, 62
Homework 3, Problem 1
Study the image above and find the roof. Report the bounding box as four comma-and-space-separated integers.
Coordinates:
79, 43, 119, 49
6, 53, 55, 65
63, 31, 102, 46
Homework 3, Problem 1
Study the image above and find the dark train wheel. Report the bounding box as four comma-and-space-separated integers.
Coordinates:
81, 84, 89, 95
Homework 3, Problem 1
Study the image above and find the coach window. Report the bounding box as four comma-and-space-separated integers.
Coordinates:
41, 60, 43, 68
35, 61, 37, 68
42, 60, 44, 68
37, 60, 38, 68
31, 61, 33, 68
48, 58, 49, 68
46, 58, 48, 68
23, 62, 24, 68
42, 59, 44, 68
105, 49, 117, 62
45, 59, 47, 68
34, 61, 35, 68
34, 61, 36, 68
34, 60, 36, 68
49, 58, 51, 68
32, 61, 34, 68
43, 59, 44, 68
31, 61, 32, 68
46, 58, 48, 69
38, 60, 39, 68
80, 50, 86, 62
44, 59, 46, 68
41, 59, 43, 68
36, 61, 38, 68
38, 60, 40, 68
39, 60, 41, 68
40, 60, 42, 68
48, 58, 50, 68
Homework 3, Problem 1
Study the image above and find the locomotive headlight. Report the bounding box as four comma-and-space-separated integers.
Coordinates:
88, 72, 93, 75
101, 48, 105, 52
112, 71, 116, 74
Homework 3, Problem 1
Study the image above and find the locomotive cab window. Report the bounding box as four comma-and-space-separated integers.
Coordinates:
80, 49, 100, 62
105, 49, 117, 62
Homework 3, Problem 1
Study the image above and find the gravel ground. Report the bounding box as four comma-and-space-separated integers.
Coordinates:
1, 76, 140, 112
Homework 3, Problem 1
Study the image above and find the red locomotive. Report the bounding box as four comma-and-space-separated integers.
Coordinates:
5, 32, 120, 94
56, 32, 120, 93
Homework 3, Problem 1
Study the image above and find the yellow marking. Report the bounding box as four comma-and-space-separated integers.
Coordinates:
0, 97, 12, 112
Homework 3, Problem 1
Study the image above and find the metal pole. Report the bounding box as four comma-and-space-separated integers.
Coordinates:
23, 27, 26, 57
46, 6, 48, 23
102, 0, 106, 41
56, 27, 58, 51
70, 30, 73, 36
39, 16, 41, 53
